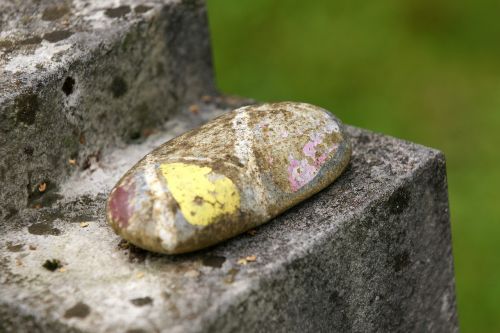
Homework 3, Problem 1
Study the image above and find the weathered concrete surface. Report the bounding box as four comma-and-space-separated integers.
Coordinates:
0, 0, 216, 218
0, 112, 458, 332
0, 0, 458, 332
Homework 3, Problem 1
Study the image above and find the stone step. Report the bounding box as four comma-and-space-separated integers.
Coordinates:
0, 0, 216, 217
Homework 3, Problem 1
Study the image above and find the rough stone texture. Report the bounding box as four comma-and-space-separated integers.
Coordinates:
0, 0, 458, 332
0, 0, 216, 218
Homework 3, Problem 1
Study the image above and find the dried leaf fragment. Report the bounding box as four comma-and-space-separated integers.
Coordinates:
237, 255, 257, 265
118, 240, 130, 250
189, 104, 199, 114
224, 268, 239, 284
38, 182, 47, 192
247, 229, 257, 236
245, 255, 257, 262
184, 269, 200, 278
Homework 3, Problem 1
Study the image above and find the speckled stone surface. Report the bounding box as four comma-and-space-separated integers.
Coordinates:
107, 102, 351, 254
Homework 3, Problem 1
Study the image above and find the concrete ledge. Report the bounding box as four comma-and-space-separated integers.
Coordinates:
0, 116, 458, 332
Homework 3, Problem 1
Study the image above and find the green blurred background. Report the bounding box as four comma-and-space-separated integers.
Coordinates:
206, 0, 500, 331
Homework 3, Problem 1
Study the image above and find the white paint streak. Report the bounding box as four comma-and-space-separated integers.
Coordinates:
326, 121, 340, 133
178, 156, 213, 162
232, 108, 252, 165
232, 106, 268, 216
143, 163, 176, 252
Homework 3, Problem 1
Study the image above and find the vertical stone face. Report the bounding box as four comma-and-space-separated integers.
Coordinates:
208, 145, 457, 332
0, 0, 216, 219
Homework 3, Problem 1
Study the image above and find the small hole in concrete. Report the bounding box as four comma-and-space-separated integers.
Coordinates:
129, 131, 141, 141
110, 76, 128, 98
62, 77, 75, 96
42, 259, 62, 271
43, 30, 73, 43
130, 297, 153, 307
105, 6, 131, 18
202, 255, 226, 268
24, 146, 34, 156
28, 222, 61, 236
64, 302, 91, 319
5, 207, 18, 220
15, 92, 39, 125
393, 250, 411, 272
134, 5, 152, 14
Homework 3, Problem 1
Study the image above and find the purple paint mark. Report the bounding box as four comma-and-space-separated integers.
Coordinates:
302, 133, 322, 159
109, 180, 135, 228
287, 156, 319, 192
287, 131, 339, 192
303, 141, 316, 158
315, 144, 338, 166
315, 152, 329, 166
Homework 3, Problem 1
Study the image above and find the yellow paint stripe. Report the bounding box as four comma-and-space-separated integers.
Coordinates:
159, 162, 240, 226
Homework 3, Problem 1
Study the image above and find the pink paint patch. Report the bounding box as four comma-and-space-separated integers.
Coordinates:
108, 181, 135, 228
287, 156, 319, 192
315, 153, 329, 166
303, 133, 323, 158
315, 144, 338, 166
303, 141, 316, 158
288, 135, 339, 192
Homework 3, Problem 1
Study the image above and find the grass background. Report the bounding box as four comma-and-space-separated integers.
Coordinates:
206, 0, 500, 331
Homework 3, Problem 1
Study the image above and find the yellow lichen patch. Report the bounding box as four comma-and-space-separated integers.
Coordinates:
159, 162, 240, 226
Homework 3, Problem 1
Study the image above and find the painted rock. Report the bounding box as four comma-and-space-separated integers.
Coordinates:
106, 102, 351, 254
